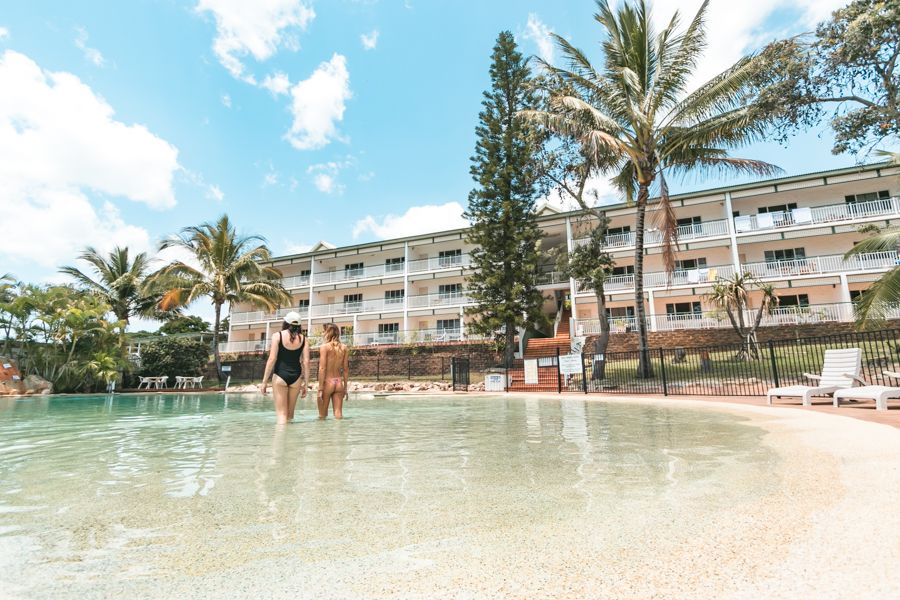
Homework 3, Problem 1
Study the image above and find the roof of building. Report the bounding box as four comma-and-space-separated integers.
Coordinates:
271, 161, 897, 262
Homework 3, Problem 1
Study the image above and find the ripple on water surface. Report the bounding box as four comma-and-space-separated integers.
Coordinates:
0, 393, 781, 597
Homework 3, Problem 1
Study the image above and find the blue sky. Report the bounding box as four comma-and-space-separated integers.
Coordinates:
0, 0, 859, 322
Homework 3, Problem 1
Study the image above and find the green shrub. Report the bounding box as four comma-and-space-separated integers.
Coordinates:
137, 338, 211, 382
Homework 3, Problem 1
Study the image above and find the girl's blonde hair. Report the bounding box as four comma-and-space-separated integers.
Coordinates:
323, 323, 342, 345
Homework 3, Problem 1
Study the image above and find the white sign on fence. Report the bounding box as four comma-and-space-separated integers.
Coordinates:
558, 354, 582, 375
524, 359, 539, 385
485, 373, 505, 392
570, 337, 586, 354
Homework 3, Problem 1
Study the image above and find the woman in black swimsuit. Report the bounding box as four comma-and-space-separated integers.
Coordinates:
261, 312, 310, 424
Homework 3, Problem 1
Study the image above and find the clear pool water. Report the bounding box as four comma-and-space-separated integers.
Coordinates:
0, 393, 782, 598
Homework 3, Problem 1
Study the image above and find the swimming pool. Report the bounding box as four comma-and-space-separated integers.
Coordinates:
0, 393, 891, 598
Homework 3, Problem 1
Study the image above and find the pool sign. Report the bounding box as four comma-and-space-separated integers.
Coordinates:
558, 354, 582, 375
485, 373, 505, 392
524, 359, 539, 385
221, 365, 232, 373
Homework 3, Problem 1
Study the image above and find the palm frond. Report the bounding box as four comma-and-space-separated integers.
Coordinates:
854, 267, 900, 327
845, 227, 900, 256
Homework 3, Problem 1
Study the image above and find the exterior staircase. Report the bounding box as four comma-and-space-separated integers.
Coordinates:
507, 309, 572, 392
523, 309, 571, 359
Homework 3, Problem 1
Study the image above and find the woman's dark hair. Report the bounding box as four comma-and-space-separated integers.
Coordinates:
281, 321, 303, 343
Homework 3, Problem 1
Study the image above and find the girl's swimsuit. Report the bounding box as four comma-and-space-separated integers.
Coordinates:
274, 333, 304, 386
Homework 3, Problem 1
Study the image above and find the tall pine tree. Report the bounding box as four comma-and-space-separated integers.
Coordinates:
465, 32, 546, 367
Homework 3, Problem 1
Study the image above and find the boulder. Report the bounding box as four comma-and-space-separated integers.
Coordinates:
23, 374, 52, 394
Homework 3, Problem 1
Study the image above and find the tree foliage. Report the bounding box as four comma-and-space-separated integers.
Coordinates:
845, 225, 900, 326
159, 315, 211, 335
705, 273, 779, 360
521, 0, 777, 376
465, 31, 547, 366
751, 0, 900, 156
136, 337, 211, 383
147, 214, 290, 379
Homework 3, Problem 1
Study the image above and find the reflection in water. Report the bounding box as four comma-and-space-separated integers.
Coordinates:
0, 393, 777, 596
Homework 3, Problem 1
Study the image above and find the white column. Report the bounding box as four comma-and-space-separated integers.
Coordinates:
565, 216, 577, 309
647, 289, 657, 332
265, 321, 270, 342
352, 314, 358, 343
403, 241, 410, 332
723, 192, 741, 272
459, 306, 465, 340
306, 257, 316, 334
838, 273, 852, 321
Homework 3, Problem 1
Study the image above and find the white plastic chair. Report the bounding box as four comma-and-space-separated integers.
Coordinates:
137, 376, 151, 389
767, 348, 861, 406
833, 371, 900, 411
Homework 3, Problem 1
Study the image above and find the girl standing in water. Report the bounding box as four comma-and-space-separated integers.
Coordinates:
261, 312, 310, 424
317, 323, 349, 419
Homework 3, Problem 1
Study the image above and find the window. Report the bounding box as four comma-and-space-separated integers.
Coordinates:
607, 225, 631, 235
608, 306, 635, 318
845, 190, 890, 203
299, 269, 311, 277
675, 257, 707, 270
297, 299, 310, 309
732, 211, 740, 218
343, 293, 362, 310
758, 203, 797, 214
778, 294, 810, 307
344, 262, 364, 278
677, 216, 702, 226
438, 249, 463, 267
439, 283, 462, 297
764, 248, 806, 262
385, 257, 405, 273
612, 265, 635, 276
259, 332, 267, 341
436, 319, 460, 331
850, 290, 863, 302
666, 301, 702, 315
384, 289, 405, 305
378, 323, 399, 334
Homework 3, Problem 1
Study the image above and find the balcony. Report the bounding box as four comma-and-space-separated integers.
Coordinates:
407, 291, 473, 309
231, 307, 309, 324
574, 219, 730, 250
742, 251, 897, 280
593, 264, 735, 293
574, 302, 896, 336
407, 254, 471, 273
313, 263, 405, 285
536, 270, 568, 286
310, 297, 405, 318
218, 340, 269, 353
283, 274, 310, 289
734, 197, 900, 234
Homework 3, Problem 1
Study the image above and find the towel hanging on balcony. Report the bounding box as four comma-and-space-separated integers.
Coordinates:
734, 215, 752, 232
707, 268, 718, 281
687, 269, 701, 284
792, 207, 812, 224
756, 213, 775, 229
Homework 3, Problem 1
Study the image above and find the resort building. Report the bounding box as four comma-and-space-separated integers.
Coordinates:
222, 162, 900, 354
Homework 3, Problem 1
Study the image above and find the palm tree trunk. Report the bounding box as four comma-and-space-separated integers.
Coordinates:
593, 284, 610, 381
633, 184, 653, 378
213, 302, 223, 381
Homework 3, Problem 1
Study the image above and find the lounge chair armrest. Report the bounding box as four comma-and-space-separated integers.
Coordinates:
802, 373, 821, 381
883, 371, 900, 381
847, 373, 871, 386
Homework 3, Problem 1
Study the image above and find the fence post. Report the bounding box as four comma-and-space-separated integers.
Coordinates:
441, 357, 445, 381
658, 347, 668, 396
581, 352, 588, 394
767, 340, 780, 388
556, 347, 562, 394
377, 358, 380, 382
408, 356, 411, 380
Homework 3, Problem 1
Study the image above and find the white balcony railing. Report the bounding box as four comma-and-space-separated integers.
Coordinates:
536, 271, 568, 286
310, 297, 405, 317
734, 197, 900, 233
220, 328, 488, 353
313, 263, 405, 285
597, 264, 735, 293
283, 274, 310, 289
218, 340, 269, 353
742, 251, 897, 280
407, 254, 471, 273
407, 292, 474, 309
230, 307, 309, 324
574, 219, 730, 250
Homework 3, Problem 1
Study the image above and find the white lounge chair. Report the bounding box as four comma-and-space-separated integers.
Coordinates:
833, 371, 900, 411
766, 348, 861, 407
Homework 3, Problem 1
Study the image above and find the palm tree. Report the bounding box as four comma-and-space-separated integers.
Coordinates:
522, 0, 778, 376
705, 273, 779, 360
845, 227, 900, 326
60, 247, 162, 330
148, 215, 290, 379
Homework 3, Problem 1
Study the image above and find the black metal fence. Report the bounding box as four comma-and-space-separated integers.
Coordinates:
505, 328, 900, 397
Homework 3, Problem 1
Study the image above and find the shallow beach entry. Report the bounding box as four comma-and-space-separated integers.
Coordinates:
0, 393, 891, 598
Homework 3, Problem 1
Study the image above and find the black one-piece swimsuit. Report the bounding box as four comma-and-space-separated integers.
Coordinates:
274, 334, 304, 386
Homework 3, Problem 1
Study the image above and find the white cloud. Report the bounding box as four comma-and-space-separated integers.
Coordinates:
649, 1, 846, 89
360, 30, 379, 50
196, 0, 315, 83
353, 202, 468, 240
0, 50, 180, 268
221, 93, 232, 107
74, 26, 105, 67
261, 71, 291, 95
208, 184, 224, 201
285, 53, 351, 150
522, 14, 554, 63
263, 170, 279, 187
0, 26, 9, 40
307, 158, 355, 194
